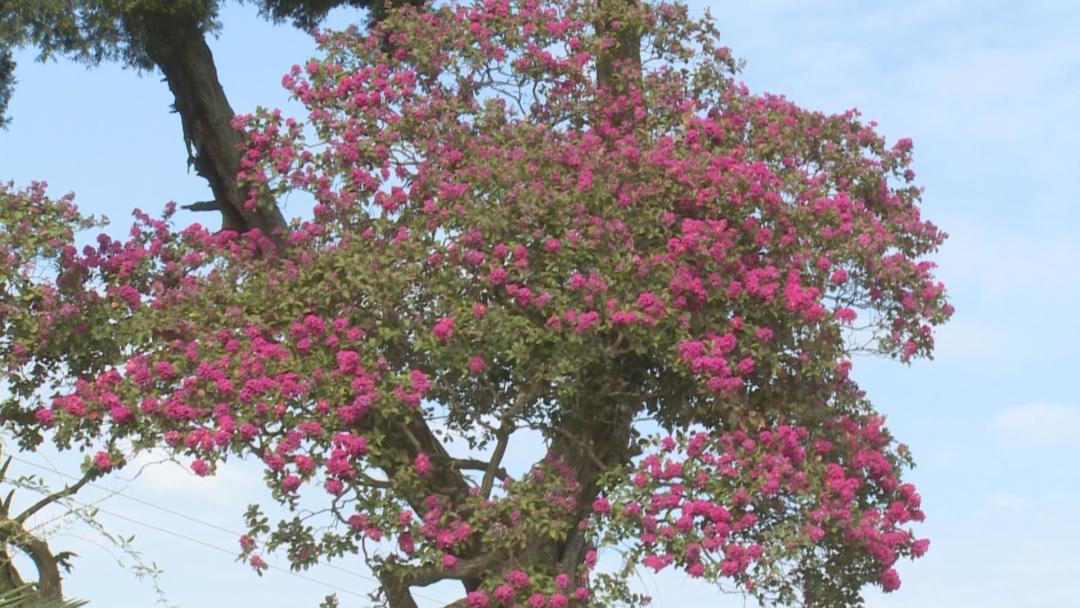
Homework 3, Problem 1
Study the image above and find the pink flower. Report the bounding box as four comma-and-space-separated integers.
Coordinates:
576, 167, 593, 192
466, 591, 489, 608
348, 514, 368, 531
592, 497, 611, 515
281, 474, 301, 492
153, 361, 177, 379
506, 569, 531, 588
249, 554, 268, 572
94, 451, 113, 471
433, 316, 455, 341
35, 408, 54, 426
834, 307, 857, 323
584, 549, 597, 568
442, 554, 458, 570
467, 356, 486, 374
494, 585, 515, 602
190, 459, 210, 476
879, 567, 901, 592
414, 452, 431, 476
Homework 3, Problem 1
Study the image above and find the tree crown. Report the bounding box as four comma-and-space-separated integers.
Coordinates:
0, 1, 951, 605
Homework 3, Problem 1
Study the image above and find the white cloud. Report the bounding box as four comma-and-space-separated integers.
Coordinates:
127, 448, 262, 507
992, 403, 1080, 445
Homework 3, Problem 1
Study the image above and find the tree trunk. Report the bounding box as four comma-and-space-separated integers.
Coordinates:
546, 0, 645, 577
125, 12, 287, 236
0, 522, 63, 599
0, 545, 26, 593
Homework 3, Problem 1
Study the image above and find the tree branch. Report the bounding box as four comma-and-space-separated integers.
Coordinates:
127, 9, 287, 236
15, 468, 96, 525
481, 386, 539, 499
401, 550, 506, 587
0, 521, 63, 599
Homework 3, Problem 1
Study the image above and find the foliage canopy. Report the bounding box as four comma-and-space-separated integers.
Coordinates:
0, 1, 951, 606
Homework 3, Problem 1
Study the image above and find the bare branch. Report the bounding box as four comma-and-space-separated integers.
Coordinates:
15, 467, 97, 525
402, 549, 506, 587
481, 386, 539, 499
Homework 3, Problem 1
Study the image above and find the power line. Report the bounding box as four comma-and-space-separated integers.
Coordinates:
13, 455, 250, 538
6, 455, 450, 607
6, 458, 373, 601
72, 496, 373, 602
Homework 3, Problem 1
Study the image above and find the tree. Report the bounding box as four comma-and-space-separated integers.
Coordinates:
0, 0, 422, 233
0, 440, 173, 604
0, 450, 92, 599
0, 47, 12, 129
0, 0, 952, 606
0, 584, 88, 608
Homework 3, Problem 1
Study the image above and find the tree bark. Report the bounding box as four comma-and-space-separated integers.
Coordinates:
125, 11, 287, 236
545, 0, 645, 576
0, 545, 26, 593
0, 516, 63, 599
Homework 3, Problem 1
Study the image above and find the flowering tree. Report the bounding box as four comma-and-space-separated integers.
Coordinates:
0, 0, 952, 606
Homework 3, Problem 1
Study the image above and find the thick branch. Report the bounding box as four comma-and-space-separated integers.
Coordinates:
479, 431, 511, 500
0, 522, 63, 599
481, 386, 537, 499
15, 468, 95, 525
451, 458, 506, 476
594, 0, 643, 110
125, 10, 287, 236
401, 550, 505, 588
377, 561, 419, 608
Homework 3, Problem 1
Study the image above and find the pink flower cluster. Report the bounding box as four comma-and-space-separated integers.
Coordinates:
594, 418, 928, 597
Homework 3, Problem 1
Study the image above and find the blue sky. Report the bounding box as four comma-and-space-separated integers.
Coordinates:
2, 1, 1079, 606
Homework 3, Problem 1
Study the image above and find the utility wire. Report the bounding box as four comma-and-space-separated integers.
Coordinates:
72, 496, 372, 602
6, 455, 450, 607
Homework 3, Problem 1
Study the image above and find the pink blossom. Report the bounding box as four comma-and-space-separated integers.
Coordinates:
494, 585, 514, 602
467, 356, 486, 374
879, 567, 901, 592
414, 452, 431, 476
34, 408, 54, 426
281, 474, 301, 492
249, 554, 268, 572
506, 569, 531, 588
432, 316, 455, 341
468, 591, 494, 608
93, 451, 113, 471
